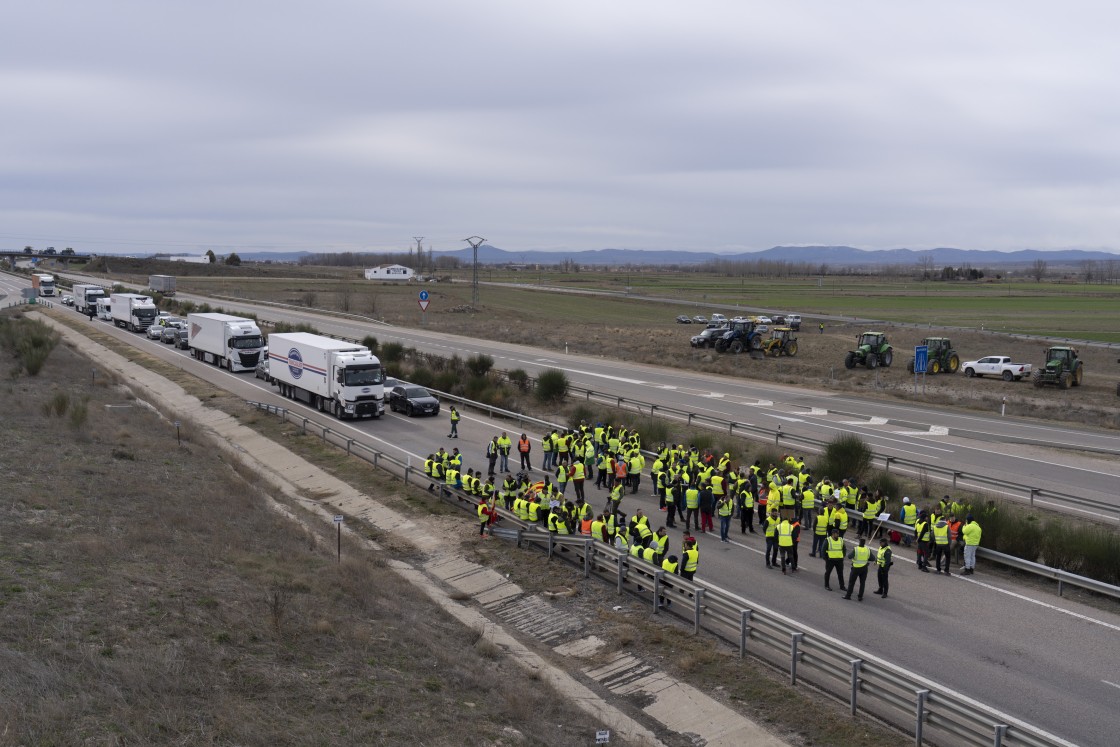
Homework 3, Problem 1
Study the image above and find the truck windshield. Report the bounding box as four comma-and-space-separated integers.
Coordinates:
342, 365, 383, 387
231, 335, 264, 349
136, 308, 157, 320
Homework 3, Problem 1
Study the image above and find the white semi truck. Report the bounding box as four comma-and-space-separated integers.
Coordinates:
187, 313, 265, 372
148, 274, 176, 295
268, 332, 385, 419
72, 283, 107, 314
95, 297, 113, 321
110, 293, 159, 332
31, 273, 56, 296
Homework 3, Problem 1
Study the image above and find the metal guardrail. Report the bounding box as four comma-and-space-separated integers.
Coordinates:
243, 398, 1085, 747
557, 382, 1120, 522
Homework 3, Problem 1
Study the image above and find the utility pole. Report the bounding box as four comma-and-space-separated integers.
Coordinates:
463, 236, 485, 306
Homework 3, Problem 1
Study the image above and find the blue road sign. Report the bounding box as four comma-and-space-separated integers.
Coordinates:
419, 289, 429, 301
914, 345, 928, 373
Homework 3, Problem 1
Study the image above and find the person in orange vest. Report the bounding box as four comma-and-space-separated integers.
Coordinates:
517, 433, 532, 471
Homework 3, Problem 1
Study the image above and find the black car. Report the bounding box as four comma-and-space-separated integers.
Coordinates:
388, 385, 440, 417
176, 329, 190, 350
691, 326, 727, 348
675, 315, 692, 324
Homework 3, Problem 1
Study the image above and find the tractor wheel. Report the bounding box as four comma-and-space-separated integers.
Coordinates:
947, 354, 960, 373
867, 353, 879, 369
1033, 372, 1044, 388
929, 360, 941, 374
715, 340, 727, 353
1073, 365, 1083, 387
730, 339, 744, 354
845, 352, 857, 369
882, 349, 893, 367
1002, 370, 1014, 382
1059, 372, 1072, 390
784, 341, 798, 356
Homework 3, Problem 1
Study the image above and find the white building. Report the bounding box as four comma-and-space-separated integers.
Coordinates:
168, 255, 214, 264
364, 264, 414, 281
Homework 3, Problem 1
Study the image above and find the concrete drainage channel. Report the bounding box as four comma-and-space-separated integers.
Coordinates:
37, 313, 787, 747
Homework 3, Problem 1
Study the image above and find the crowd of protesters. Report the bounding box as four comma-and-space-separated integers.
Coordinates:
425, 418, 983, 594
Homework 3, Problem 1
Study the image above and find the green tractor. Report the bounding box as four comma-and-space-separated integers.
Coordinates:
845, 331, 893, 369
1033, 346, 1083, 389
907, 337, 960, 374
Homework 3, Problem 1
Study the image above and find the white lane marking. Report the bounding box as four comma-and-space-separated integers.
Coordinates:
958, 576, 1120, 632
771, 415, 804, 423
810, 408, 829, 415
896, 426, 950, 436
516, 361, 646, 385
1103, 680, 1120, 690
707, 393, 725, 399
658, 385, 678, 390
748, 400, 774, 407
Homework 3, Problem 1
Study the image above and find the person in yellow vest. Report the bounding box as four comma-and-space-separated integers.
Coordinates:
681, 539, 700, 581
932, 515, 952, 575
843, 537, 872, 601
810, 504, 830, 557
717, 493, 734, 542
684, 484, 701, 535
831, 499, 849, 539
477, 497, 494, 537
571, 460, 587, 502
764, 509, 781, 569
777, 517, 795, 574
497, 432, 512, 472
739, 478, 756, 534
874, 537, 894, 598
899, 497, 917, 547
659, 555, 679, 608
576, 497, 594, 535
799, 484, 817, 530
442, 463, 459, 500
541, 430, 555, 471
448, 405, 460, 438
961, 514, 982, 575
526, 496, 543, 527
555, 462, 569, 496
823, 528, 847, 592
663, 477, 678, 529
914, 511, 932, 573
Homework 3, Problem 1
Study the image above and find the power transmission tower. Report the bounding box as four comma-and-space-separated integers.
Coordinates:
463, 236, 485, 306
412, 237, 424, 270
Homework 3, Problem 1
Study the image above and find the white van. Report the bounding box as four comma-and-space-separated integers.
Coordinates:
786, 314, 802, 330
710, 313, 728, 324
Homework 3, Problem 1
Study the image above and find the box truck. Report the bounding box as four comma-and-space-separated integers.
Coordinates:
148, 274, 176, 295
187, 313, 264, 372
72, 283, 107, 314
31, 273, 56, 296
110, 293, 159, 332
95, 297, 113, 321
268, 332, 385, 419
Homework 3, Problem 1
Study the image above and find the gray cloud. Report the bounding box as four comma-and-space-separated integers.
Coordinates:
2, 1, 1119, 255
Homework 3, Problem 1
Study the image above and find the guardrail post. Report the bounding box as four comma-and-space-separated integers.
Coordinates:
953, 472, 962, 490
884, 456, 893, 473
728, 421, 735, 436
739, 609, 752, 658
547, 533, 555, 560
1057, 577, 1064, 597
692, 588, 704, 634
346, 438, 353, 455
516, 528, 523, 549
617, 555, 626, 594
993, 724, 1008, 746
301, 417, 308, 435
653, 570, 663, 615
775, 425, 781, 446
790, 632, 804, 684
849, 659, 862, 715
688, 413, 694, 425
584, 540, 592, 578
1029, 488, 1039, 508
915, 689, 930, 746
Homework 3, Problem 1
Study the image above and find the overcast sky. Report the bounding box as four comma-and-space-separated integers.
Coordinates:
3, 1, 1120, 256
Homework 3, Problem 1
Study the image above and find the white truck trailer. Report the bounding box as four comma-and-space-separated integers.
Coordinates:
268, 332, 385, 419
110, 293, 159, 332
187, 313, 264, 372
148, 274, 176, 295
31, 273, 56, 296
95, 297, 113, 321
72, 283, 107, 314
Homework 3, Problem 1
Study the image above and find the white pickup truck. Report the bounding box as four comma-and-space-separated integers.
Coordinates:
961, 356, 1033, 382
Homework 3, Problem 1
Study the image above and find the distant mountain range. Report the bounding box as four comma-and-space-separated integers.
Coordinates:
127, 245, 1120, 266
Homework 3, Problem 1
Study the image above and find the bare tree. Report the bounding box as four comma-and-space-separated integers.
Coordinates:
1030, 259, 1048, 282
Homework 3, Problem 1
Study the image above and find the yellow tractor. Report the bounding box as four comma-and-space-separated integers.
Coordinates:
762, 326, 799, 357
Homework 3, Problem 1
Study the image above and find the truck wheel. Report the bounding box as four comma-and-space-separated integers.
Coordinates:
844, 352, 856, 369
1002, 370, 1013, 382
867, 353, 878, 369
965, 368, 975, 377
1059, 372, 1072, 390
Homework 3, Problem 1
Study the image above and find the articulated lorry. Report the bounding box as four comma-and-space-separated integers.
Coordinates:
148, 274, 176, 295
31, 273, 56, 297
110, 293, 159, 332
187, 313, 264, 372
268, 332, 385, 419
72, 283, 107, 314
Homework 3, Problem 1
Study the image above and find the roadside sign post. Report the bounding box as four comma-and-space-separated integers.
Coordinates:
333, 515, 344, 563
418, 290, 430, 325
914, 345, 928, 395
174, 420, 181, 446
